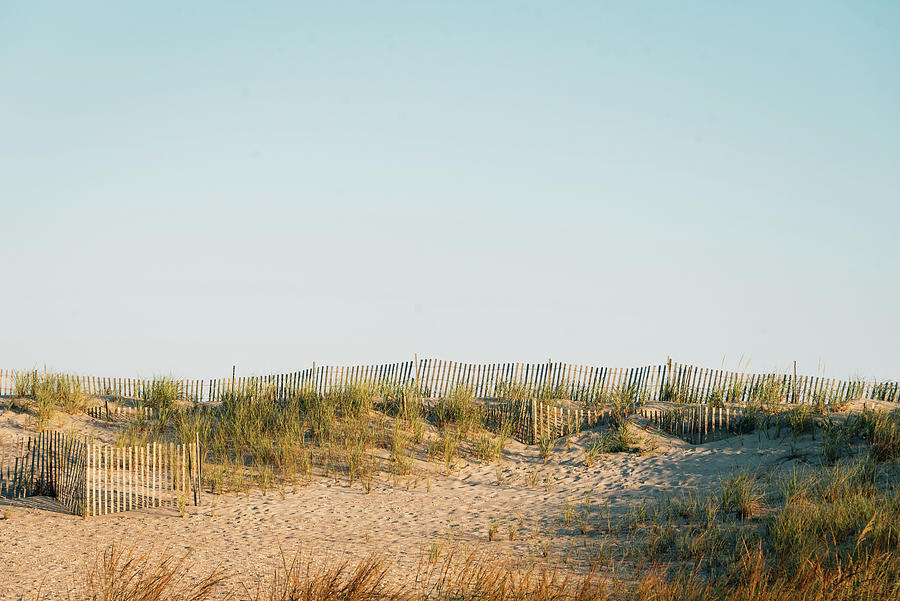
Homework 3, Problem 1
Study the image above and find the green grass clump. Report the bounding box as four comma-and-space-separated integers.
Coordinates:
746, 375, 788, 411
329, 383, 376, 418
429, 431, 459, 474
433, 386, 482, 437
14, 370, 36, 398
55, 379, 90, 414
766, 458, 899, 574
583, 436, 602, 467
388, 419, 412, 475
850, 409, 900, 462
32, 381, 57, 430
538, 434, 553, 463
718, 469, 765, 519
706, 386, 725, 407
13, 371, 92, 428
599, 422, 639, 453
473, 433, 501, 463
822, 419, 852, 462
816, 409, 900, 463
611, 451, 900, 599
582, 421, 641, 461
140, 377, 181, 409
772, 404, 816, 439
608, 384, 639, 426
733, 405, 760, 434
725, 379, 744, 404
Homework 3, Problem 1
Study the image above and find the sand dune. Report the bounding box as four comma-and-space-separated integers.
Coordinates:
0, 401, 849, 600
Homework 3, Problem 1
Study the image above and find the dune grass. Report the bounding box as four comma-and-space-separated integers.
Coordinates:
113, 380, 531, 494
139, 377, 181, 409
12, 370, 92, 429
108, 366, 900, 498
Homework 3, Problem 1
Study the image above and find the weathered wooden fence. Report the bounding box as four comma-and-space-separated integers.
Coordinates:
482, 400, 530, 443
1, 432, 201, 516
481, 399, 620, 445
0, 369, 203, 401
87, 404, 158, 421
3, 358, 897, 406
654, 360, 895, 406
205, 359, 897, 406
203, 361, 663, 403
528, 400, 619, 444
641, 405, 753, 445
83, 437, 201, 516
0, 431, 86, 514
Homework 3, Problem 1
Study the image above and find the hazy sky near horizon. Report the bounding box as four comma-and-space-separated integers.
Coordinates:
1, 2, 898, 381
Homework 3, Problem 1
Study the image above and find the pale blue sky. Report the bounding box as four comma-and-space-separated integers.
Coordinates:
1, 2, 898, 381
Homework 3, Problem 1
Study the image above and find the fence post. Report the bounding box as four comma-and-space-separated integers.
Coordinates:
194, 432, 201, 506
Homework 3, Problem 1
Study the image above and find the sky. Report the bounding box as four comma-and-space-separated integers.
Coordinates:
1, 2, 898, 382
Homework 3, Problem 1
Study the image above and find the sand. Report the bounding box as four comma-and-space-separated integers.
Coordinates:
0, 401, 880, 600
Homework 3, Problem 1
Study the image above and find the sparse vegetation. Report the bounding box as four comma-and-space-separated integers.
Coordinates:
596, 421, 640, 454
11, 371, 93, 429
583, 436, 602, 467
538, 434, 552, 463
140, 377, 181, 409
433, 385, 482, 437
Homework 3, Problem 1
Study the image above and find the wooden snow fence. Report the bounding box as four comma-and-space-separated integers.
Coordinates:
0, 431, 86, 514
528, 400, 618, 445
657, 360, 898, 406
204, 361, 664, 404
87, 403, 218, 423
641, 406, 752, 445
0, 369, 203, 401
2, 360, 896, 407
87, 404, 157, 421
482, 400, 530, 443
1, 432, 202, 517
83, 437, 202, 517
481, 399, 618, 445
201, 359, 900, 406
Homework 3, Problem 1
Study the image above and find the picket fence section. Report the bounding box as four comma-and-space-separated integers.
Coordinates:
2, 358, 897, 407
657, 360, 896, 406
1, 431, 201, 517
0, 431, 86, 514
528, 400, 618, 444
482, 400, 530, 443
480, 399, 620, 445
87, 404, 158, 421
83, 437, 201, 516
482, 399, 758, 446
0, 369, 203, 402
205, 359, 898, 407
641, 405, 750, 445
204, 361, 661, 404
